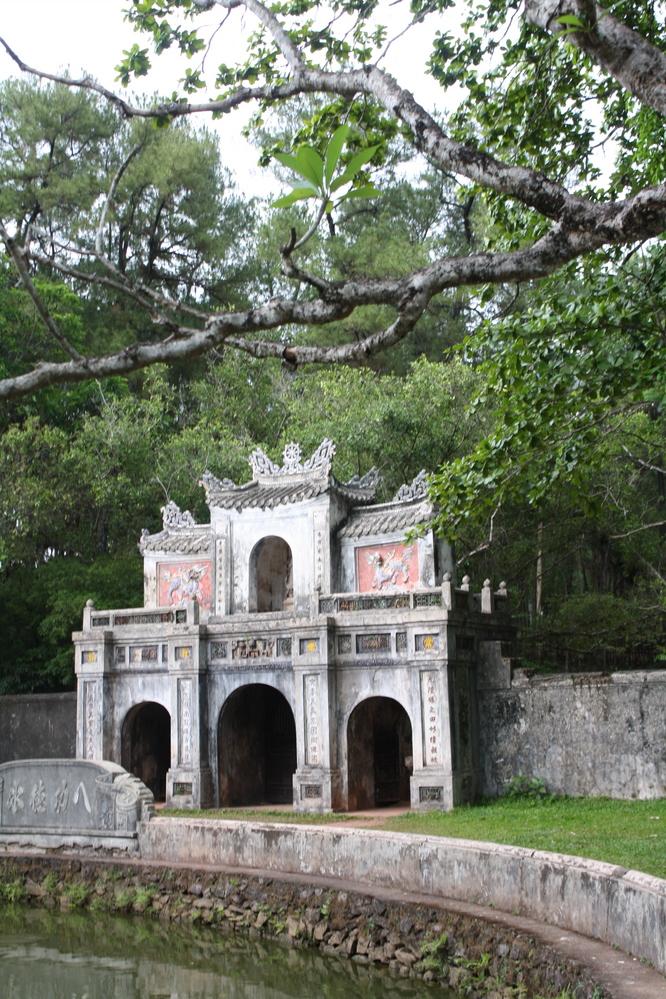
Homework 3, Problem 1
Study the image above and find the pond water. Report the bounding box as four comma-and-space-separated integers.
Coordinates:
0, 906, 447, 998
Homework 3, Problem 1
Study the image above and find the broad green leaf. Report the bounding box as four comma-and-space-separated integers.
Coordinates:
273, 151, 318, 189
272, 187, 318, 208
324, 125, 351, 186
341, 184, 380, 200
294, 146, 325, 189
555, 14, 586, 28
330, 146, 378, 192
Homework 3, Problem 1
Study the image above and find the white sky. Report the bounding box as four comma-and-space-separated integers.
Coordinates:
0, 0, 447, 198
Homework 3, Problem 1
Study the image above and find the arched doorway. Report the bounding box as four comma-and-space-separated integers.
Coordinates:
249, 536, 293, 612
121, 702, 171, 802
347, 697, 413, 809
218, 684, 296, 806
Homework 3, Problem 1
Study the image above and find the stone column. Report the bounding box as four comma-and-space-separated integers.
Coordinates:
292, 620, 341, 812
409, 662, 456, 810
165, 617, 212, 808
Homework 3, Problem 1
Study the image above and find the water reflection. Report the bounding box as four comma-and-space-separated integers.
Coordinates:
1, 907, 446, 998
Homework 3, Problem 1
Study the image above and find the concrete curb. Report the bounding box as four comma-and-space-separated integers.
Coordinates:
140, 818, 666, 976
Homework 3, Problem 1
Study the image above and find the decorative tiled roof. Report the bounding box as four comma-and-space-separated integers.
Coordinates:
339, 470, 432, 538
139, 525, 211, 555
200, 439, 381, 511
338, 499, 432, 539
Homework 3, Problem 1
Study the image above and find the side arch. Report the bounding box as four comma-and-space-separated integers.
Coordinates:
346, 696, 413, 809
217, 683, 296, 805
248, 535, 293, 612
121, 701, 171, 802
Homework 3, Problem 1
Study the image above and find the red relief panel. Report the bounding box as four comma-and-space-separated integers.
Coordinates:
157, 560, 213, 610
355, 542, 419, 592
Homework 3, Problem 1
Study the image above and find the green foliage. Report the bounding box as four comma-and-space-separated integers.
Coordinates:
272, 127, 380, 215
505, 775, 549, 801
0, 877, 26, 904
63, 882, 90, 908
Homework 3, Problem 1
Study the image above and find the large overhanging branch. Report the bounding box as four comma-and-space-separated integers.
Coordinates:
0, 0, 665, 402
3, 192, 664, 401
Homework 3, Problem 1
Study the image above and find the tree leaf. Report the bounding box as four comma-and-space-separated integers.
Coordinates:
294, 146, 325, 189
272, 187, 318, 208
341, 184, 380, 200
330, 146, 378, 192
273, 151, 318, 188
324, 124, 351, 187
555, 13, 586, 28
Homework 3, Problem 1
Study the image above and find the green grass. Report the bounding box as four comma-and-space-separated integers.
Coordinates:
162, 807, 356, 824
381, 797, 666, 879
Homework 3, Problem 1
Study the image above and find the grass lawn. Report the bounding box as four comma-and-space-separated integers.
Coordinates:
381, 797, 666, 879
163, 797, 666, 878
162, 807, 356, 824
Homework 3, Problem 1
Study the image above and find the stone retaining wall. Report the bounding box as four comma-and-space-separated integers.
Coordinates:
139, 818, 666, 977
0, 856, 606, 998
478, 666, 666, 799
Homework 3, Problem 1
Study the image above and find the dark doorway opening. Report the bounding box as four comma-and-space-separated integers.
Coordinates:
218, 684, 296, 805
347, 697, 412, 809
249, 536, 293, 612
121, 702, 171, 802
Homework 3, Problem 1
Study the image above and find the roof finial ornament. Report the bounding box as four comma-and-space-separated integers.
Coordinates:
249, 438, 336, 480
392, 469, 429, 503
161, 500, 196, 530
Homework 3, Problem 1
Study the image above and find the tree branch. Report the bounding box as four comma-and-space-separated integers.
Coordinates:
525, 0, 666, 116
0, 221, 85, 363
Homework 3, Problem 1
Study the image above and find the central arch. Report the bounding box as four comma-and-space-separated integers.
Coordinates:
249, 536, 293, 612
347, 697, 413, 809
218, 684, 296, 806
121, 701, 171, 802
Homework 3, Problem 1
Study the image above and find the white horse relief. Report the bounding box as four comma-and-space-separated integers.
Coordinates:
367, 547, 413, 590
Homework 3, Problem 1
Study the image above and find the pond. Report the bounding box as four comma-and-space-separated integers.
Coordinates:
0, 906, 448, 998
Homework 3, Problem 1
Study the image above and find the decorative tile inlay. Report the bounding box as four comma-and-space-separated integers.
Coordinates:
416, 633, 439, 652
175, 646, 192, 661
172, 782, 193, 796
356, 633, 391, 654
413, 592, 441, 608
337, 634, 352, 655
209, 641, 228, 660
420, 671, 442, 767
300, 638, 319, 655
81, 650, 97, 664
301, 784, 322, 799
90, 615, 111, 627
304, 674, 320, 766
396, 632, 408, 653
130, 645, 158, 663
419, 786, 443, 803
277, 637, 292, 657
232, 638, 274, 659
114, 646, 126, 665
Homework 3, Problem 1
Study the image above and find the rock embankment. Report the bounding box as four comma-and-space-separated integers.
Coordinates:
0, 856, 606, 999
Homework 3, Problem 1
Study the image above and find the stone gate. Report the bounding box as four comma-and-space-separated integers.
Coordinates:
73, 440, 512, 811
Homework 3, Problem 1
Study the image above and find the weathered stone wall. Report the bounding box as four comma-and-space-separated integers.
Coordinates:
139, 817, 666, 977
478, 670, 666, 799
0, 856, 608, 998
0, 693, 76, 763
